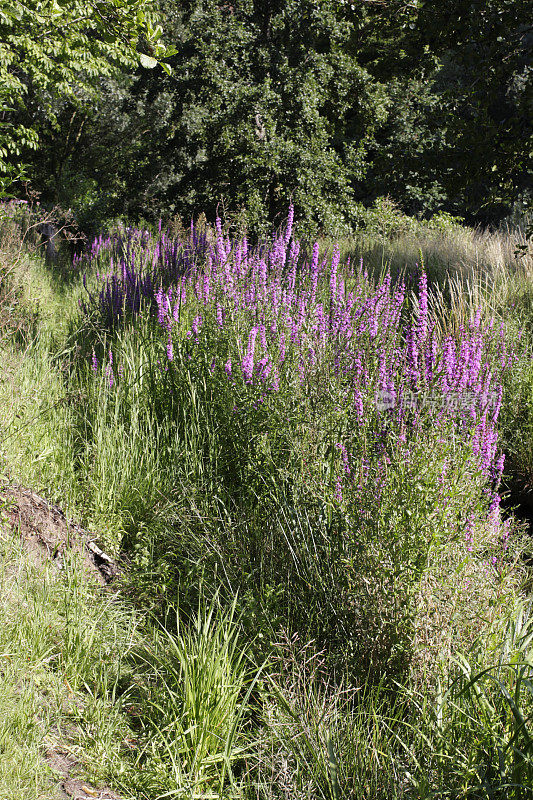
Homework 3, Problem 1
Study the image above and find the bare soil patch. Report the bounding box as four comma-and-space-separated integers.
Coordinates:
1, 484, 118, 584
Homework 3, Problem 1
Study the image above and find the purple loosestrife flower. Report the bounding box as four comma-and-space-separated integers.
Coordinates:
271, 237, 286, 273
488, 493, 501, 526
492, 452, 505, 488
261, 360, 272, 381
91, 350, 98, 374
368, 296, 381, 339
486, 428, 498, 473
167, 333, 174, 362
223, 257, 234, 294
296, 297, 306, 334
442, 337, 455, 393
310, 241, 320, 279
284, 204, 294, 246
256, 356, 268, 378
407, 325, 420, 390
288, 239, 300, 268
191, 315, 202, 337
339, 310, 353, 342
156, 287, 166, 326
224, 358, 232, 378
471, 424, 481, 459
290, 316, 299, 344
386, 376, 397, 412
469, 333, 483, 390
336, 442, 351, 476
457, 340, 471, 391
216, 217, 226, 265
278, 332, 286, 364
425, 330, 439, 383
241, 237, 248, 272
329, 244, 340, 300
164, 292, 172, 326
417, 271, 428, 343
242, 326, 258, 383
352, 350, 363, 383
354, 389, 364, 421
203, 273, 211, 304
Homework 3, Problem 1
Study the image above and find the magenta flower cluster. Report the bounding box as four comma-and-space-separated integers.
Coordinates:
83, 207, 513, 533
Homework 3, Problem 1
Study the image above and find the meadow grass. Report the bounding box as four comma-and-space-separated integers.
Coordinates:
0, 498, 268, 800
0, 500, 138, 798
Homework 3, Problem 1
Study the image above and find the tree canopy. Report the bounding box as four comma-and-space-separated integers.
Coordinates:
3, 0, 532, 231
0, 0, 174, 193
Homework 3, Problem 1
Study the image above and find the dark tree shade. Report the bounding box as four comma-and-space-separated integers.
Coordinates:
14, 0, 532, 232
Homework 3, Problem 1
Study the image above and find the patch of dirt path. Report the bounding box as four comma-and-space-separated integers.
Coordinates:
1, 484, 118, 583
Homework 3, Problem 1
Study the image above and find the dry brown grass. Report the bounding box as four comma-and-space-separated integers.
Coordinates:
411, 516, 529, 689
349, 222, 533, 288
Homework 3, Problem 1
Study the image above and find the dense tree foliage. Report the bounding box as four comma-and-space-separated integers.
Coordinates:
369, 0, 533, 223
0, 0, 174, 193
5, 0, 532, 232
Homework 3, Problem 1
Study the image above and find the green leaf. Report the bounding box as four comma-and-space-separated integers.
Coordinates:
139, 53, 158, 69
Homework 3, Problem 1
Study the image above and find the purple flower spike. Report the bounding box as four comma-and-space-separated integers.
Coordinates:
284, 203, 294, 246
354, 389, 364, 421
493, 452, 505, 488
242, 326, 258, 383
329, 244, 340, 299
191, 315, 202, 336
417, 271, 428, 343
156, 287, 165, 325
488, 493, 501, 526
